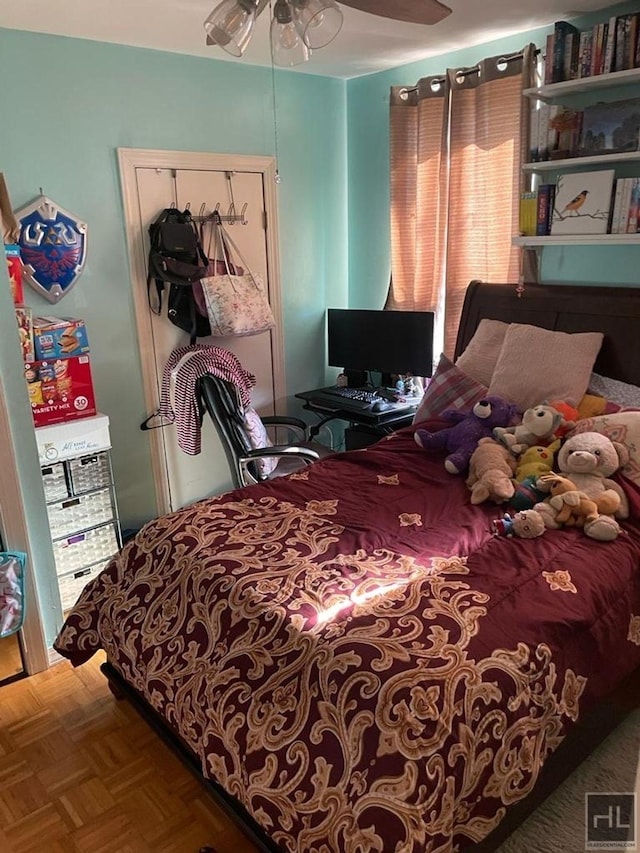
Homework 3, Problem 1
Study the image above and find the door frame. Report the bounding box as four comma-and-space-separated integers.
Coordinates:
117, 148, 286, 517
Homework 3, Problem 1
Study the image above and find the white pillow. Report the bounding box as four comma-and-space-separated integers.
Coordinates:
488, 324, 603, 410
455, 319, 509, 387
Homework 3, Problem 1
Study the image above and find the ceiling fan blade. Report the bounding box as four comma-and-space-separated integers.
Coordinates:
339, 0, 452, 25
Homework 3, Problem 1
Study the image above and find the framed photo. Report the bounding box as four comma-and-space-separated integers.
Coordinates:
580, 97, 640, 155
550, 170, 615, 235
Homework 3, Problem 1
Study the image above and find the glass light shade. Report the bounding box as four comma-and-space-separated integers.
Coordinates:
292, 0, 343, 49
271, 0, 310, 66
203, 0, 256, 57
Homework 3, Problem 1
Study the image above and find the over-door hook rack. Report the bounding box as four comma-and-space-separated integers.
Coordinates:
192, 201, 249, 225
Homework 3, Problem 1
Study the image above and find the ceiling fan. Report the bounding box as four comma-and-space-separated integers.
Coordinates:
204, 0, 452, 66
339, 0, 452, 25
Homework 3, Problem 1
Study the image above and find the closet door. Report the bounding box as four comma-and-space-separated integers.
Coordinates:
133, 163, 279, 512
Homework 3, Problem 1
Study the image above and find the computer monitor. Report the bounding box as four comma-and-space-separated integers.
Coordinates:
327, 309, 435, 378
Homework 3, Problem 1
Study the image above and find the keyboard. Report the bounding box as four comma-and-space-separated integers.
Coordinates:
320, 386, 383, 404
307, 387, 415, 415
308, 394, 378, 412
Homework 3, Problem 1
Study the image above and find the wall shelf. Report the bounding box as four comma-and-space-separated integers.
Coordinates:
523, 151, 640, 172
524, 67, 640, 101
513, 234, 640, 247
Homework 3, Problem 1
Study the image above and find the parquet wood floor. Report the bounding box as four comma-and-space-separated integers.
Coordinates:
0, 633, 24, 683
0, 651, 260, 853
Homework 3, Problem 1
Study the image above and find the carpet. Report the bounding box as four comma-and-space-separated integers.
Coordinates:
496, 709, 640, 853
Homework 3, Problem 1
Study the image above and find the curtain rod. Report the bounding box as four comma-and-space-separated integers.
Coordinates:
400, 48, 538, 97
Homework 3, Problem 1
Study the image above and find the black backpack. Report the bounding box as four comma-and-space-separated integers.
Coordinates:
147, 207, 211, 343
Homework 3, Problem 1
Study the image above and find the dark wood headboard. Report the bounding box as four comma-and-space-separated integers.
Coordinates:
455, 281, 640, 386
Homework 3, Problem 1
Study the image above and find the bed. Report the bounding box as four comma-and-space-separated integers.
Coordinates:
54, 280, 640, 853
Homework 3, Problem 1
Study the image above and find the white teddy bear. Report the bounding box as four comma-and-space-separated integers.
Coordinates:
534, 431, 629, 541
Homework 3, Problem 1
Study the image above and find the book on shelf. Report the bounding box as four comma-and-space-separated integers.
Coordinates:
603, 14, 618, 74
611, 177, 640, 234
537, 103, 551, 161
609, 178, 626, 233
629, 15, 639, 69
613, 13, 639, 72
550, 169, 615, 236
544, 33, 555, 84
591, 22, 607, 76
536, 184, 556, 236
529, 102, 540, 161
618, 177, 634, 233
519, 192, 538, 236
553, 21, 580, 82
578, 30, 593, 79
628, 178, 640, 233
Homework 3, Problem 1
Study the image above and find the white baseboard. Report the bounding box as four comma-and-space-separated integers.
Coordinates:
48, 647, 66, 667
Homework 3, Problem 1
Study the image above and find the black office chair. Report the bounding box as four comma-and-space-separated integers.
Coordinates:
198, 374, 335, 489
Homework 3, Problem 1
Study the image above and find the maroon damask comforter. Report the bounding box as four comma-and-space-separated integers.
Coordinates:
54, 426, 640, 853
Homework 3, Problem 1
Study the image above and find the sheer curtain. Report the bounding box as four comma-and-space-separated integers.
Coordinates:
387, 47, 535, 358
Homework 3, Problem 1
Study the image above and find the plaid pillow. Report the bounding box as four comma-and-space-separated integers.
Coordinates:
412, 353, 488, 425
413, 353, 488, 424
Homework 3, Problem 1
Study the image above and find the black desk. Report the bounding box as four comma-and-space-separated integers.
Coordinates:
295, 387, 418, 445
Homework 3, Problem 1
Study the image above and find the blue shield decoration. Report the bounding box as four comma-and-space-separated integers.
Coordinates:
16, 196, 88, 303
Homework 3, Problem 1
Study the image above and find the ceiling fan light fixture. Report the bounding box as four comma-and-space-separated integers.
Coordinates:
292, 0, 343, 50
203, 0, 257, 56
271, 0, 311, 66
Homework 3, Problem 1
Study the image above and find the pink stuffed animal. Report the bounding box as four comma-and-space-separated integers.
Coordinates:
414, 395, 519, 474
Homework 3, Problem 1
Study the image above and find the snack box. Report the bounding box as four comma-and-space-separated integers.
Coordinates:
25, 354, 97, 428
15, 307, 35, 362
4, 244, 24, 306
32, 316, 90, 360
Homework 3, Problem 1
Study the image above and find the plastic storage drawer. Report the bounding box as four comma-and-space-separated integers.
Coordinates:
47, 487, 115, 540
58, 560, 110, 611
53, 522, 119, 576
41, 462, 69, 502
68, 452, 112, 495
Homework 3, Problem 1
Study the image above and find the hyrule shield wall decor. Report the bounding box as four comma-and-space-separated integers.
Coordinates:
16, 195, 88, 303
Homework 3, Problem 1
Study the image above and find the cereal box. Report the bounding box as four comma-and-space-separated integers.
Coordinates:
4, 244, 24, 306
32, 317, 90, 360
15, 307, 34, 361
25, 354, 97, 427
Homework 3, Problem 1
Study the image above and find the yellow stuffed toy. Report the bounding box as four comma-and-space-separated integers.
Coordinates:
514, 440, 561, 482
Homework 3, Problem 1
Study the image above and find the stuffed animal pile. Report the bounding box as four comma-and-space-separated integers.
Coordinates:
414, 395, 632, 542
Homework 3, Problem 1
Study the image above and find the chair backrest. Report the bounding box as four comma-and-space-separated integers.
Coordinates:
198, 374, 260, 489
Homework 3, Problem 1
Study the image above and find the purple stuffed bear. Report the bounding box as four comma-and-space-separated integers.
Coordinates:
414, 396, 518, 474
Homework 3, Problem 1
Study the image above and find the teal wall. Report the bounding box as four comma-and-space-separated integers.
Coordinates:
346, 1, 640, 310
0, 28, 347, 537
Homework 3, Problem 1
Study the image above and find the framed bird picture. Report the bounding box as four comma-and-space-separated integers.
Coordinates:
550, 169, 615, 235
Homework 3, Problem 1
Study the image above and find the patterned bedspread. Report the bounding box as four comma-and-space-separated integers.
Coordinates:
54, 427, 640, 853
